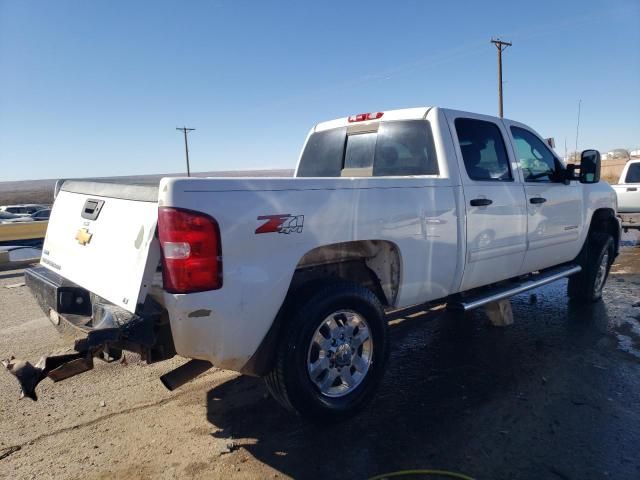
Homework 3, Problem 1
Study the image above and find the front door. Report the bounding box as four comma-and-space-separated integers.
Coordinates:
505, 123, 583, 273
446, 112, 528, 291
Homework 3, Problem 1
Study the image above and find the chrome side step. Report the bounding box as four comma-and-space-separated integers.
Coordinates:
447, 264, 582, 312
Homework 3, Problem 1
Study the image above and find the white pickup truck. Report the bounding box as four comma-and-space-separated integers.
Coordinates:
4, 107, 621, 421
612, 159, 640, 231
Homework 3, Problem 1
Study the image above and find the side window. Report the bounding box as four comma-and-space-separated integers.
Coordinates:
373, 120, 439, 176
510, 127, 563, 182
625, 163, 640, 183
454, 118, 512, 181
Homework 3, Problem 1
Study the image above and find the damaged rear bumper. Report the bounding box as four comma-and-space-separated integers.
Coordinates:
3, 266, 176, 400
619, 212, 640, 231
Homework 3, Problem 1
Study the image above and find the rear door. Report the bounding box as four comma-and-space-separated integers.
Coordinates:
41, 181, 160, 313
446, 112, 528, 291
504, 123, 583, 273
616, 162, 640, 212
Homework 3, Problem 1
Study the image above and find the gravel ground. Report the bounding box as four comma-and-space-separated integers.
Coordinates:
1, 231, 639, 479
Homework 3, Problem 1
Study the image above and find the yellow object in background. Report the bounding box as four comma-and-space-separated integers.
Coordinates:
0, 222, 48, 242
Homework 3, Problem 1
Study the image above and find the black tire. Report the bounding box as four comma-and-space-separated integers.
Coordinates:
265, 280, 389, 422
567, 232, 614, 302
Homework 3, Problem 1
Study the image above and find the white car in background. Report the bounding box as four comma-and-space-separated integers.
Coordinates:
0, 211, 21, 224
0, 204, 49, 217
2, 209, 52, 223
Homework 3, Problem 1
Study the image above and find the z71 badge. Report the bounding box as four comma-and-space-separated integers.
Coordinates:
255, 214, 304, 234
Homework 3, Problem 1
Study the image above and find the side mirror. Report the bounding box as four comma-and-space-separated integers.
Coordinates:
579, 149, 600, 184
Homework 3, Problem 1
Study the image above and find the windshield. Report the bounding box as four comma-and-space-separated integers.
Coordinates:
297, 120, 439, 177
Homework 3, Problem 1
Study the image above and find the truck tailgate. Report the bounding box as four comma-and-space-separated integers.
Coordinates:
41, 181, 160, 313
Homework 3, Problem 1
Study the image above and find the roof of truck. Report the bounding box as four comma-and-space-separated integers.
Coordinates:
314, 106, 433, 132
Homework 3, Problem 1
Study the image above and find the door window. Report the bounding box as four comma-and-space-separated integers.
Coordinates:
510, 127, 564, 182
625, 163, 640, 183
454, 118, 512, 181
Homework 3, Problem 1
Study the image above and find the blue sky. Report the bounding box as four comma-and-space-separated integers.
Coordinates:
1, 0, 639, 181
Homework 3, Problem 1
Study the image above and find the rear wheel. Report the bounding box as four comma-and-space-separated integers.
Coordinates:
265, 280, 389, 421
568, 232, 614, 302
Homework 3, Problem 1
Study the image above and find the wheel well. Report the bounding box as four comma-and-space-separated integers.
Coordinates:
291, 240, 401, 307
240, 240, 401, 377
589, 208, 620, 255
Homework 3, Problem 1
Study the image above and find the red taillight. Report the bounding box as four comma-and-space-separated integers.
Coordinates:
158, 207, 222, 293
348, 112, 384, 122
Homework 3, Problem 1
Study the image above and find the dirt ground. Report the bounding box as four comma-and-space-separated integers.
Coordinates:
1, 232, 640, 480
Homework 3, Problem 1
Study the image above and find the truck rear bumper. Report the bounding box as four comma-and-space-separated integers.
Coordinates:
3, 266, 176, 400
619, 212, 640, 230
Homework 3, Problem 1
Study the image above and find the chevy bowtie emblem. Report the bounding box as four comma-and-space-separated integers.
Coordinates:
75, 228, 93, 246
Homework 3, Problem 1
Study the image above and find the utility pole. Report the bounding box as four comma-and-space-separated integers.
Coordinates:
176, 126, 195, 177
491, 38, 512, 117
574, 99, 581, 154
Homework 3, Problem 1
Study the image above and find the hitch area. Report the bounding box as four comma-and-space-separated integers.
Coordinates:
2, 266, 175, 400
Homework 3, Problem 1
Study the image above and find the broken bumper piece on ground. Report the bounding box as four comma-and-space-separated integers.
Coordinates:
2, 266, 176, 400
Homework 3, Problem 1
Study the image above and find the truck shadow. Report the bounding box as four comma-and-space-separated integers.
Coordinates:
205, 289, 620, 480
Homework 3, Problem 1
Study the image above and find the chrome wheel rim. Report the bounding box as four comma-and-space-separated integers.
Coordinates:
594, 250, 610, 295
306, 309, 373, 398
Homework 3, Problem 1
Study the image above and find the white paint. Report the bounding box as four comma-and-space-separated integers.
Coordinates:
613, 160, 640, 212
41, 190, 160, 313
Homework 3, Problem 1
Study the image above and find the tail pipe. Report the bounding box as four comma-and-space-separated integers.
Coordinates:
160, 359, 213, 391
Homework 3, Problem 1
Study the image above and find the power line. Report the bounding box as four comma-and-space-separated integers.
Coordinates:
490, 38, 512, 118
176, 126, 195, 177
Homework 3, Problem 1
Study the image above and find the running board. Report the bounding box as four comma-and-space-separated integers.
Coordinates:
447, 264, 582, 312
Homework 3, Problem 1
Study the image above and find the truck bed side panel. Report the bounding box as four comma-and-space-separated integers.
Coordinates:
159, 177, 460, 370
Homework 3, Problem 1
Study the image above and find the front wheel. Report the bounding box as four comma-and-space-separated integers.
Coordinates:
568, 232, 614, 302
265, 280, 389, 422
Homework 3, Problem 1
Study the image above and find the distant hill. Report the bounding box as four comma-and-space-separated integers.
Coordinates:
0, 169, 294, 205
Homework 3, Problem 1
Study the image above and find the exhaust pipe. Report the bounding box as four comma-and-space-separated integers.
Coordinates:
160, 359, 212, 391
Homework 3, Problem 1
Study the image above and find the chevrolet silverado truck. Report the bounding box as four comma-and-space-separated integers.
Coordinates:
3, 107, 621, 421
612, 159, 640, 231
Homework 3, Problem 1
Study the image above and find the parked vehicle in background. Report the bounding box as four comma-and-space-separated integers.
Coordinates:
0, 204, 49, 217
613, 159, 640, 231
0, 211, 21, 223
5, 107, 620, 421
3, 209, 52, 223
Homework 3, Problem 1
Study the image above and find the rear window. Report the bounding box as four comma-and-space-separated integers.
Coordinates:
296, 127, 347, 177
626, 163, 640, 183
297, 120, 438, 177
